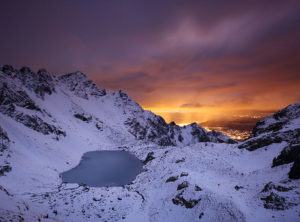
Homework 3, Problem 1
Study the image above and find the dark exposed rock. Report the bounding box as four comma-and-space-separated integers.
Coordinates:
95, 123, 103, 131
0, 126, 10, 152
261, 182, 293, 193
0, 185, 13, 196
176, 158, 185, 163
289, 155, 300, 179
14, 113, 66, 136
20, 66, 33, 74
239, 129, 300, 151
166, 176, 178, 183
0, 82, 41, 112
272, 144, 300, 167
0, 126, 11, 176
74, 113, 92, 122
125, 110, 235, 146
239, 102, 300, 151
190, 123, 210, 142
261, 192, 296, 210
16, 67, 56, 99
143, 152, 155, 164
0, 165, 12, 176
58, 71, 106, 99
234, 185, 243, 191
124, 117, 174, 146
172, 191, 201, 208
177, 181, 189, 190
118, 90, 128, 99
178, 134, 183, 142
0, 76, 64, 138
158, 137, 174, 146
199, 212, 204, 219
271, 143, 300, 180
1, 64, 15, 75
251, 103, 300, 138
180, 172, 188, 177
238, 135, 282, 151
125, 118, 147, 140
195, 185, 202, 191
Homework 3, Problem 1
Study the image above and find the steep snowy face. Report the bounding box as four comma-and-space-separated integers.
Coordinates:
239, 102, 300, 179
0, 64, 234, 147
58, 71, 106, 99
2, 65, 56, 99
56, 70, 236, 145
239, 102, 300, 151
0, 67, 66, 139
252, 102, 300, 138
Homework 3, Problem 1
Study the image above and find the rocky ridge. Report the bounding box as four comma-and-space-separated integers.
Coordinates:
0, 65, 235, 147
239, 102, 300, 179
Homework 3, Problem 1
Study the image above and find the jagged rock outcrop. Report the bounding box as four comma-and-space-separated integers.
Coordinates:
113, 89, 235, 146
0, 81, 41, 112
0, 65, 235, 147
0, 126, 9, 152
0, 126, 11, 176
8, 66, 56, 99
74, 113, 92, 122
239, 102, 300, 151
0, 66, 65, 138
289, 155, 300, 179
272, 144, 300, 168
172, 190, 201, 208
261, 192, 296, 210
58, 71, 106, 99
239, 102, 300, 179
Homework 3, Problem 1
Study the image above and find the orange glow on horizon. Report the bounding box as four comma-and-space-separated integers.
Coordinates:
144, 106, 278, 125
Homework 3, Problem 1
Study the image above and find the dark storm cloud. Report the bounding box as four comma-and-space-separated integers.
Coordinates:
1, 0, 300, 110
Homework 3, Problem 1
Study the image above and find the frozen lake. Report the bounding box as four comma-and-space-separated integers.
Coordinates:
61, 151, 143, 187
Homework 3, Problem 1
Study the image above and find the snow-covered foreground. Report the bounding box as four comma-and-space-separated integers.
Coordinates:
1, 132, 299, 222
0, 65, 299, 221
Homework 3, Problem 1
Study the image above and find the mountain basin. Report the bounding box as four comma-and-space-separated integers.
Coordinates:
61, 151, 143, 187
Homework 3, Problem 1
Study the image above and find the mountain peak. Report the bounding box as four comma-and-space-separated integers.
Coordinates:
1, 65, 55, 99
58, 71, 106, 99
59, 71, 88, 81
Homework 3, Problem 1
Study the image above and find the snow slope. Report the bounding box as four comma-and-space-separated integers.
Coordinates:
0, 65, 299, 221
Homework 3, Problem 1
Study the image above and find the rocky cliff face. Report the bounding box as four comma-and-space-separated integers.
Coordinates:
239, 102, 300, 151
58, 71, 106, 99
239, 102, 300, 179
0, 126, 11, 176
0, 65, 235, 147
0, 66, 66, 139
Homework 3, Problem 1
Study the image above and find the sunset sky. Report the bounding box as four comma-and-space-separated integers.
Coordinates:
1, 0, 300, 126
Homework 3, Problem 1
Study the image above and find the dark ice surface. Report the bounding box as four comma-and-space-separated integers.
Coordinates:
61, 151, 143, 187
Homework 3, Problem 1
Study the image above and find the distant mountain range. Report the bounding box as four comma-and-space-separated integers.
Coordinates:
0, 65, 299, 222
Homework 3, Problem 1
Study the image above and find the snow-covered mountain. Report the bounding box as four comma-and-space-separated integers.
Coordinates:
0, 65, 299, 222
0, 65, 235, 147
239, 102, 300, 180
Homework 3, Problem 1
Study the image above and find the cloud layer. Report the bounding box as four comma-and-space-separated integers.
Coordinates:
1, 0, 300, 123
